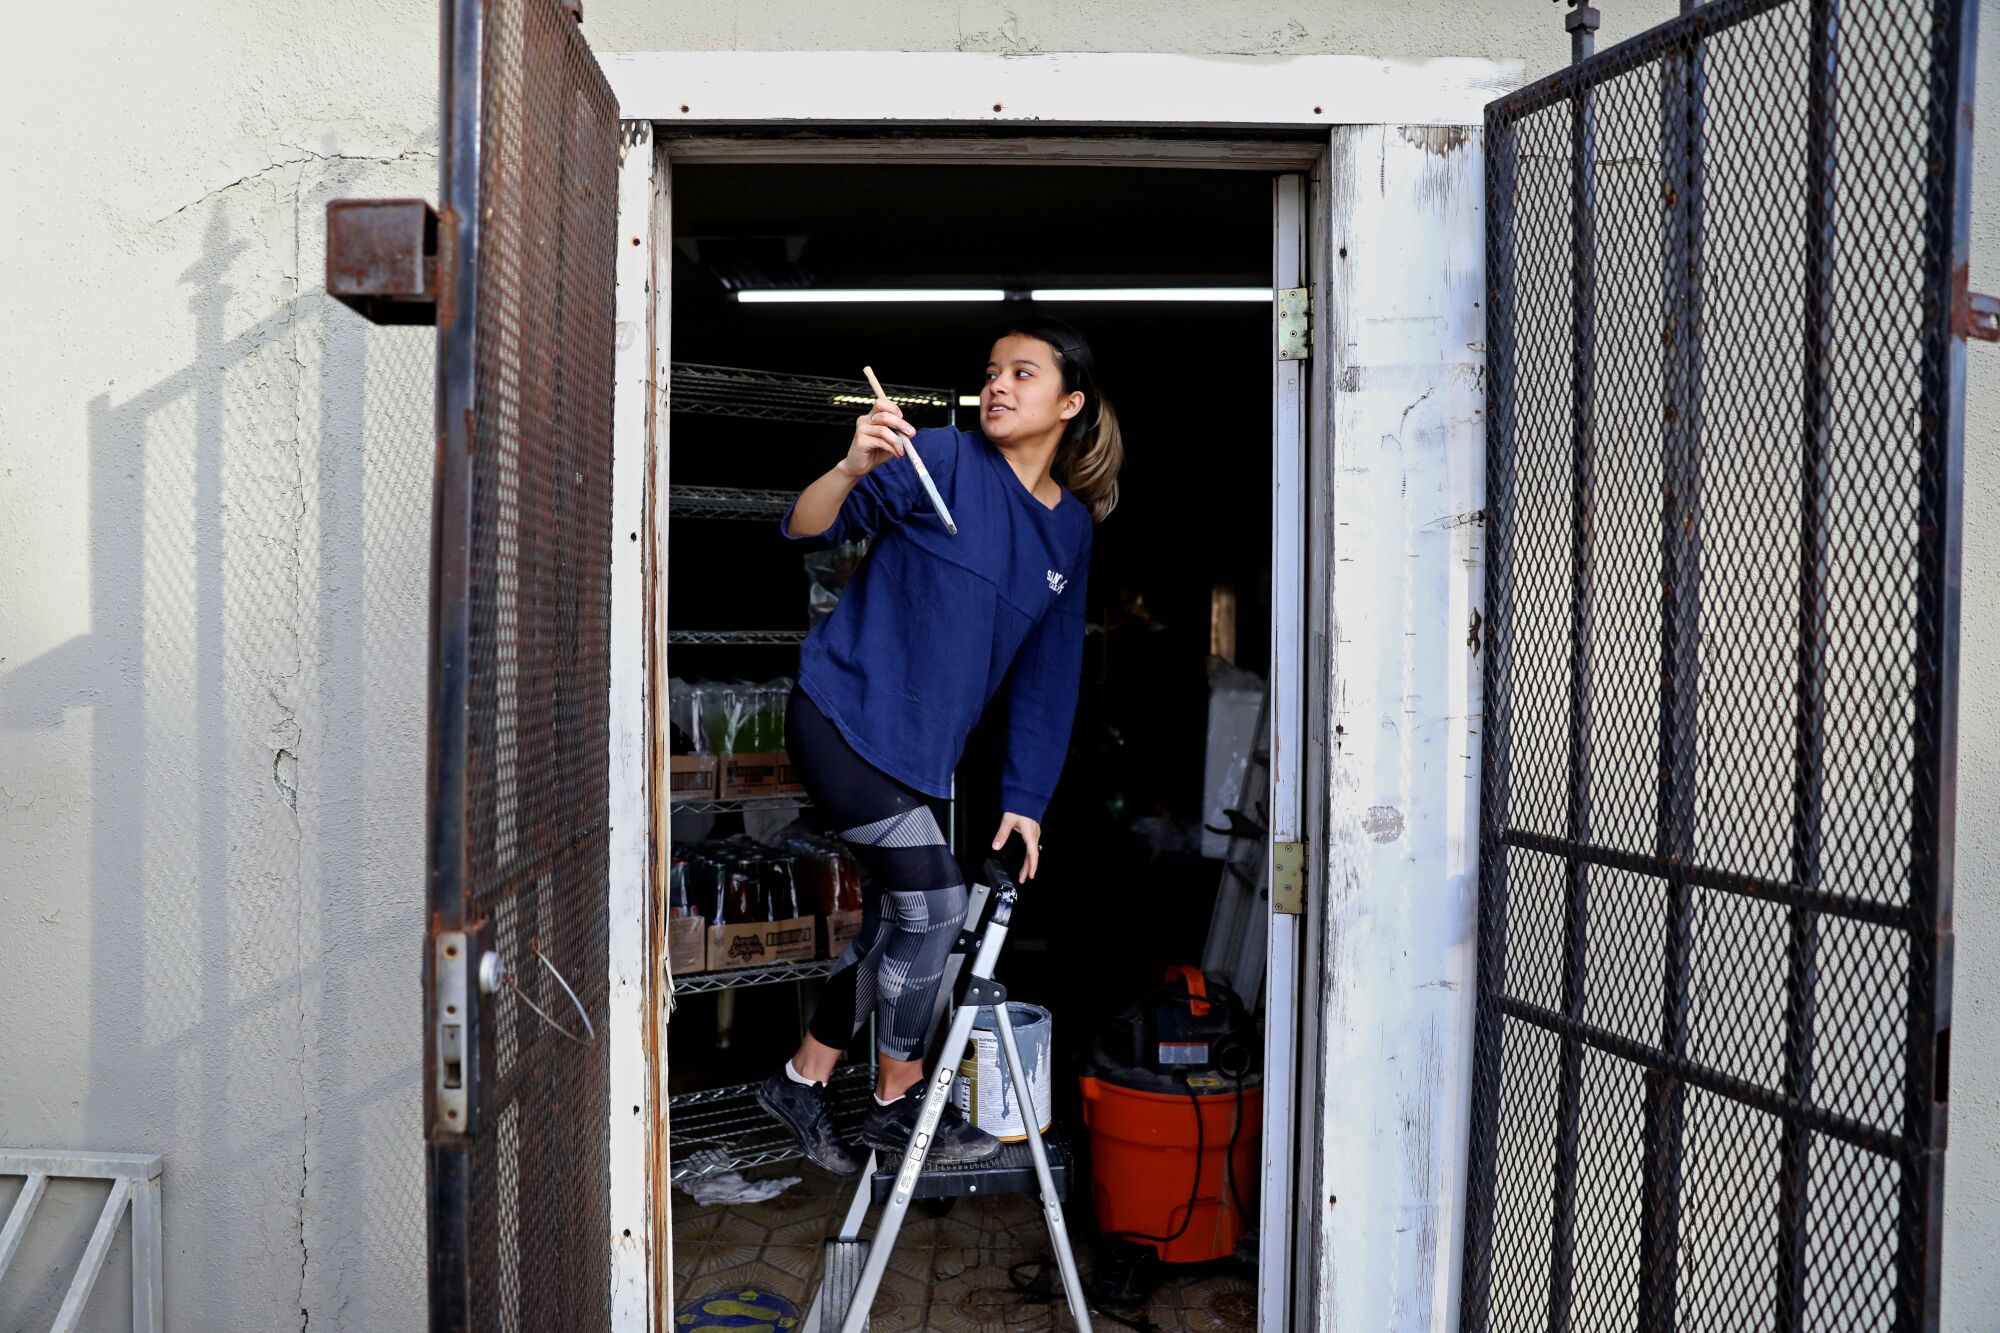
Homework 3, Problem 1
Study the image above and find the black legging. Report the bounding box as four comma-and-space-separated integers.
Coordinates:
787, 686, 969, 1062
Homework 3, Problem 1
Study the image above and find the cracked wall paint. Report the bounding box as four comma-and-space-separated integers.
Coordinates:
0, 1, 439, 1326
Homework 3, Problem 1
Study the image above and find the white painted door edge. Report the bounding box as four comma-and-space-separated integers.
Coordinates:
609, 119, 659, 1333
1261, 172, 1309, 1333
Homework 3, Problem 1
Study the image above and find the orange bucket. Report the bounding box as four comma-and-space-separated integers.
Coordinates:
1078, 1074, 1262, 1264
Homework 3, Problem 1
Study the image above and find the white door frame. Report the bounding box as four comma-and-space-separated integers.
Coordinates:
604, 50, 1508, 1333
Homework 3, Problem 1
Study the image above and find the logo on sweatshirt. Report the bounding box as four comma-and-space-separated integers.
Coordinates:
1047, 570, 1069, 595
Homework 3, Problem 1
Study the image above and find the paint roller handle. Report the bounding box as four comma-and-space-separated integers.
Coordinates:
862, 366, 958, 536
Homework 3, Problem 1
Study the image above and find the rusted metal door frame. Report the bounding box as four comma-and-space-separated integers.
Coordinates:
426, 0, 623, 1328
424, 2, 486, 1321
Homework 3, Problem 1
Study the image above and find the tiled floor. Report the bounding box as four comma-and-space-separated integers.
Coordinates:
672, 1164, 1257, 1332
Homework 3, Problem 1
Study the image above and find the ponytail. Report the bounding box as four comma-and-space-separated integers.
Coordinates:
1061, 393, 1123, 522
992, 313, 1124, 522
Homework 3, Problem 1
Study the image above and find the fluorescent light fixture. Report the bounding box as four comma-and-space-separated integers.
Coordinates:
829, 392, 953, 408
735, 288, 1008, 303
1030, 287, 1271, 302
958, 395, 982, 407
732, 286, 1272, 303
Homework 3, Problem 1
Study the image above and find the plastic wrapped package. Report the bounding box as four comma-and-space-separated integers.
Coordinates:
805, 539, 872, 627
694, 677, 794, 755
697, 683, 738, 755
667, 677, 703, 754
1201, 657, 1267, 860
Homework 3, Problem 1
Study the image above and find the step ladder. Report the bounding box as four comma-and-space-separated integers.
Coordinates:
804, 858, 1094, 1333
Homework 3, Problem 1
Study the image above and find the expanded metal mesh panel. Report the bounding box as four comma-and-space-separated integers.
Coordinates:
451, 0, 618, 1329
1463, 2, 1967, 1330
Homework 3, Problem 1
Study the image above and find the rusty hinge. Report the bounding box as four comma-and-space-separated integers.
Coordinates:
326, 198, 439, 326
1278, 288, 1311, 361
1961, 289, 2000, 343
1273, 840, 1306, 915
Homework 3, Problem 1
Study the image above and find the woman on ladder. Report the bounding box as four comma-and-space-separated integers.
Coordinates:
756, 315, 1122, 1174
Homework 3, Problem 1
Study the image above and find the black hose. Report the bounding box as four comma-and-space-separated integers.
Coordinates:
1102, 1074, 1205, 1250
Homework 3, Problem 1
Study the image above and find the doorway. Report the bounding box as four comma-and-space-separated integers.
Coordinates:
657, 153, 1307, 1332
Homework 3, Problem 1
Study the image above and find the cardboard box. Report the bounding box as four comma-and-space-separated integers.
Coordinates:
669, 754, 719, 803
708, 915, 817, 972
718, 749, 806, 800
821, 909, 864, 960
667, 915, 708, 976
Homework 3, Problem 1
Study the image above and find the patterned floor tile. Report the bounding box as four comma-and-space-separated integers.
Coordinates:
866, 1267, 928, 1316
884, 1242, 939, 1282
768, 1212, 839, 1249
756, 1244, 822, 1283
683, 1243, 768, 1281
903, 1212, 985, 1250
862, 1298, 925, 1333
929, 1278, 1064, 1332
668, 1173, 1244, 1331
1176, 1271, 1258, 1331
930, 1244, 983, 1282
677, 1209, 768, 1250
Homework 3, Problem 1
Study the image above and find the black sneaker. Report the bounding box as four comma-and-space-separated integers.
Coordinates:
861, 1081, 1001, 1165
755, 1069, 863, 1176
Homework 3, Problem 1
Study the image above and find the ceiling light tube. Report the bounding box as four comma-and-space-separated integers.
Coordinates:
1029, 287, 1272, 302
734, 288, 1009, 303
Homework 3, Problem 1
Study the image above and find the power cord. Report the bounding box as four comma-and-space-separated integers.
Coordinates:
1006, 1260, 1161, 1332
1212, 1037, 1254, 1228
1010, 1074, 1207, 1331
1101, 1074, 1205, 1250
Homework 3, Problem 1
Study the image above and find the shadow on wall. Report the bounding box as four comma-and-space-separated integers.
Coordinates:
0, 203, 433, 1331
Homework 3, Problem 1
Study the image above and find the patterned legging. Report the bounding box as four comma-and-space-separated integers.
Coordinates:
787, 686, 969, 1062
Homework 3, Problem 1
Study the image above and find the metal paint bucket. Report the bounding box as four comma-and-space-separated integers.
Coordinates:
952, 1001, 1054, 1140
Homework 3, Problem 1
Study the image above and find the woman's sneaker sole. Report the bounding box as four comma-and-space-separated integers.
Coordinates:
753, 1074, 864, 1177
861, 1125, 1003, 1165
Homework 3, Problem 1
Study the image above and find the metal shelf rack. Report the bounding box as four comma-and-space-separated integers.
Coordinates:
663, 361, 958, 1168
669, 362, 957, 428
668, 485, 795, 521
671, 955, 836, 997
668, 1063, 873, 1183
670, 793, 814, 817
668, 628, 808, 646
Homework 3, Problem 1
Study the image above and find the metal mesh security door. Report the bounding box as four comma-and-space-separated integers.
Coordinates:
1462, 2, 1975, 1330
426, 0, 620, 1329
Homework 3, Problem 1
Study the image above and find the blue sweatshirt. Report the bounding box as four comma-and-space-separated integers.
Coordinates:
781, 424, 1093, 823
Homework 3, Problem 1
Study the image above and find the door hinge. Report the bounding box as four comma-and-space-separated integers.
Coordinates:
1279, 288, 1311, 361
1273, 840, 1307, 915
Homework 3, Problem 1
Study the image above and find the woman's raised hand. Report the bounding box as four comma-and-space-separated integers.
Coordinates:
840, 397, 918, 479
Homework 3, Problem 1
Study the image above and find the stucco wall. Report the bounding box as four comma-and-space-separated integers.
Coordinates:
0, 2, 1992, 1330
0, 4, 440, 1329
